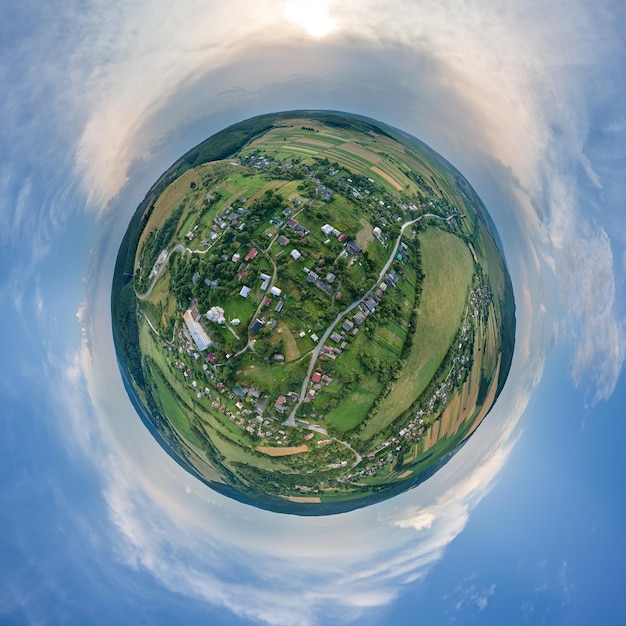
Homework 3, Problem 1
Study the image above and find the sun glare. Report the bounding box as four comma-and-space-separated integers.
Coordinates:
284, 0, 337, 38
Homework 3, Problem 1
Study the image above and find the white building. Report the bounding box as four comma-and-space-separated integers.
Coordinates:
239, 285, 251, 298
290, 249, 302, 260
259, 273, 271, 291
321, 224, 334, 236
183, 309, 211, 351
206, 306, 226, 324
270, 286, 282, 297
373, 226, 382, 238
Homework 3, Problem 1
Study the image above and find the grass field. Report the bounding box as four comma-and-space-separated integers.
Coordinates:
360, 226, 474, 440
325, 375, 383, 432
152, 369, 204, 448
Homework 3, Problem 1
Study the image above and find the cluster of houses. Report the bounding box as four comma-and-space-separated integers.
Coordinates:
303, 267, 338, 297
339, 286, 490, 482
286, 217, 310, 238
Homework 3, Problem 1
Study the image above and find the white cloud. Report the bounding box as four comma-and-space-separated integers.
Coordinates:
558, 225, 626, 401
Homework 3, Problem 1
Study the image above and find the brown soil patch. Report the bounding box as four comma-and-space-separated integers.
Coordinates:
338, 142, 382, 164
255, 444, 309, 456
398, 470, 413, 479
371, 166, 403, 191
275, 321, 300, 361
284, 496, 322, 503
468, 242, 478, 264
296, 138, 333, 148
356, 218, 374, 251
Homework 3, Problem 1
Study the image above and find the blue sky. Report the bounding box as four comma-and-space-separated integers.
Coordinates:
1, 1, 625, 624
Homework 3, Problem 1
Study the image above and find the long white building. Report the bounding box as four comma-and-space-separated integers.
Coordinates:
183, 309, 211, 351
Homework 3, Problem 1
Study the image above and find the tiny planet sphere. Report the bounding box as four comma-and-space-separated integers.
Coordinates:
112, 111, 515, 515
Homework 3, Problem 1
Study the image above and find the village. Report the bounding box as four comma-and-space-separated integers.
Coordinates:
118, 112, 514, 509
143, 148, 488, 482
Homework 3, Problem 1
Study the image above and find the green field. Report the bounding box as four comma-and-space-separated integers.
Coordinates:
326, 376, 384, 432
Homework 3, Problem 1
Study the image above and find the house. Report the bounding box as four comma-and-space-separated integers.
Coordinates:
330, 332, 342, 343
239, 285, 251, 298
232, 253, 241, 263
354, 311, 367, 325
247, 387, 261, 401
275, 300, 284, 313
290, 249, 302, 260
278, 235, 290, 246
384, 270, 399, 287
342, 319, 354, 332
346, 241, 362, 256
325, 272, 336, 284
244, 248, 258, 261
231, 318, 241, 326
321, 224, 334, 236
306, 271, 318, 283
259, 273, 271, 290
274, 396, 288, 412
373, 226, 382, 238
315, 280, 333, 295
270, 286, 282, 297
311, 372, 322, 384
273, 354, 285, 362
251, 319, 264, 333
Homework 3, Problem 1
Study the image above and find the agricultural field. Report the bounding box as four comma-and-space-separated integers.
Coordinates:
112, 111, 515, 515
